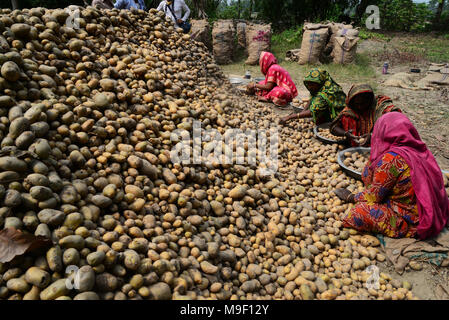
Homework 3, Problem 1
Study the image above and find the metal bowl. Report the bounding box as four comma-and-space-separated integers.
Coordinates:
338, 147, 371, 181
313, 122, 347, 145
229, 77, 246, 85
292, 106, 304, 113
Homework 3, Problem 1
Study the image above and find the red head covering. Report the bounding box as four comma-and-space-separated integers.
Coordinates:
370, 112, 449, 239
259, 51, 277, 75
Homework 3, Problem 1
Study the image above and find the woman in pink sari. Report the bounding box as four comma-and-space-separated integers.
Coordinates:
246, 52, 298, 107
334, 113, 449, 239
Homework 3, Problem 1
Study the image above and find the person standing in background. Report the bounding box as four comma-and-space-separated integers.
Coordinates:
114, 0, 147, 10
91, 0, 114, 9
157, 0, 191, 32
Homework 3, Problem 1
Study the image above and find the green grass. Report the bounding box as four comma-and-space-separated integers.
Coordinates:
358, 29, 392, 42
394, 36, 449, 63
271, 26, 303, 59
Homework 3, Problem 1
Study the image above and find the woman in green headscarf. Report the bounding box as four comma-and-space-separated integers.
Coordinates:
280, 68, 346, 125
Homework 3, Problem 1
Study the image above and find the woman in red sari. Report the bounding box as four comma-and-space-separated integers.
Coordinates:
334, 113, 449, 239
246, 51, 298, 107
330, 84, 401, 147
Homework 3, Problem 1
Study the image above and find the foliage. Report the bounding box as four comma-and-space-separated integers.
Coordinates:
271, 26, 303, 58
377, 0, 433, 32
358, 29, 391, 42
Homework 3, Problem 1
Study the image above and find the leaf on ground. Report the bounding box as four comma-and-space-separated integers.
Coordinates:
0, 228, 52, 263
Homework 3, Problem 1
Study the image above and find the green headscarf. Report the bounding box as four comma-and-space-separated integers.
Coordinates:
304, 68, 346, 124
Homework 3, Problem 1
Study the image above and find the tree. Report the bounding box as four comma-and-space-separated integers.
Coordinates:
237, 0, 241, 19
434, 0, 446, 24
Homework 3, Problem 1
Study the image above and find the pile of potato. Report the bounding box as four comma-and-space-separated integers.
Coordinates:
0, 7, 417, 300
317, 127, 346, 143
343, 152, 369, 174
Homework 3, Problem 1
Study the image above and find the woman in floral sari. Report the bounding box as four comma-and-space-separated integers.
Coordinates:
330, 84, 402, 147
281, 68, 346, 125
246, 51, 298, 107
334, 113, 449, 239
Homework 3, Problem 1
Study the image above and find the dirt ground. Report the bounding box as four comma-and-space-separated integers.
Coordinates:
222, 35, 449, 300
358, 39, 449, 171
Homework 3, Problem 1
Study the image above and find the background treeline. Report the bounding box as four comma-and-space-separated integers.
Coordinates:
2, 0, 449, 32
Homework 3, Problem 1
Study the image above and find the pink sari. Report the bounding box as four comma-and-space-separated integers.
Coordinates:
256, 52, 298, 106
370, 113, 449, 239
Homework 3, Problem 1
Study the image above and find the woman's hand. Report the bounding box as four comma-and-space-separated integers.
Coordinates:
344, 130, 358, 141
334, 188, 356, 203
246, 82, 256, 95
280, 113, 297, 125
358, 133, 371, 147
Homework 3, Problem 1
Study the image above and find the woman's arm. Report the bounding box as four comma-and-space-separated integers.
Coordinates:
254, 81, 276, 91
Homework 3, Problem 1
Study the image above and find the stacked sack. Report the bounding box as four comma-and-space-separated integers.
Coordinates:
296, 22, 360, 65
298, 23, 329, 65
236, 21, 247, 51
212, 19, 235, 65
244, 22, 271, 65
190, 19, 211, 50
330, 24, 360, 65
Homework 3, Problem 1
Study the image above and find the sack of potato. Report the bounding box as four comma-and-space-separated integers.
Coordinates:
245, 22, 272, 65
236, 21, 247, 51
331, 36, 360, 64
212, 19, 235, 65
190, 19, 211, 50
298, 24, 329, 65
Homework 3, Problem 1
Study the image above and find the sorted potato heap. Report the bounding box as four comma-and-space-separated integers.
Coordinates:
343, 152, 369, 173
223, 97, 417, 300
0, 6, 417, 301
317, 127, 346, 143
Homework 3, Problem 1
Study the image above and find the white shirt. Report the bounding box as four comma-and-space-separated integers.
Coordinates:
157, 0, 191, 27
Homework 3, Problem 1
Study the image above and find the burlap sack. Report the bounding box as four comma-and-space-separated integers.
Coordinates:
331, 36, 359, 64
336, 28, 359, 37
245, 23, 272, 65
429, 63, 447, 72
286, 49, 301, 62
415, 72, 449, 88
326, 23, 354, 52
384, 72, 417, 89
298, 27, 329, 65
304, 23, 329, 30
191, 19, 211, 49
237, 22, 247, 50
212, 20, 235, 65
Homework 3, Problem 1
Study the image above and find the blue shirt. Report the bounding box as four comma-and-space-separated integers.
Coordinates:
114, 0, 146, 10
